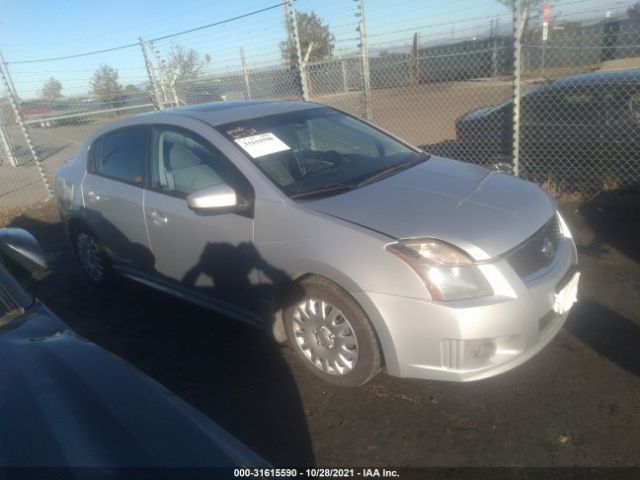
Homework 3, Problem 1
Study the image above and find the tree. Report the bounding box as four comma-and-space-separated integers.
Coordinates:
123, 84, 141, 96
495, 0, 544, 11
496, 0, 544, 28
90, 64, 123, 102
41, 77, 62, 102
496, 0, 544, 42
280, 11, 335, 67
167, 44, 211, 82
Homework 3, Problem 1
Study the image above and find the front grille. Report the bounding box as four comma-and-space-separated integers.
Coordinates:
506, 215, 562, 279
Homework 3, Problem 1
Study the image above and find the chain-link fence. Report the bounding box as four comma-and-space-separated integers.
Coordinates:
1, 0, 639, 214
0, 46, 157, 210
518, 20, 640, 191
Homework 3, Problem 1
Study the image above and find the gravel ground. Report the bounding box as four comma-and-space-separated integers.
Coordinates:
4, 192, 640, 470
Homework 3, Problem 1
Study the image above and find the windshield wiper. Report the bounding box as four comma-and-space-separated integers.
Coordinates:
356, 154, 429, 187
289, 183, 358, 199
288, 152, 429, 200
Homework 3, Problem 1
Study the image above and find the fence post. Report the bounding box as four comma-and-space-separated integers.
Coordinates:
0, 54, 53, 198
150, 42, 170, 107
0, 50, 18, 101
0, 103, 17, 168
491, 18, 499, 78
357, 0, 372, 120
240, 48, 252, 99
341, 58, 348, 92
287, 1, 310, 101
169, 68, 181, 106
512, 0, 528, 177
139, 38, 163, 110
409, 32, 420, 86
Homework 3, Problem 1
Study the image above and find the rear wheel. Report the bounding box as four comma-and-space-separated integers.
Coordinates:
71, 228, 113, 286
284, 276, 381, 387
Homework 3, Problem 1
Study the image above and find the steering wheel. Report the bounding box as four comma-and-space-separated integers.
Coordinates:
302, 149, 345, 165
296, 149, 346, 179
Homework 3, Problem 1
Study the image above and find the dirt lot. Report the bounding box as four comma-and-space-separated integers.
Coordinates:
316, 80, 513, 146
4, 191, 639, 470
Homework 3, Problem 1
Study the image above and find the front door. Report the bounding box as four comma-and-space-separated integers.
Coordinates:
142, 126, 260, 320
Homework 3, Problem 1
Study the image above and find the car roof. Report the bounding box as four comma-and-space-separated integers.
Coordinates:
142, 99, 322, 127
551, 68, 640, 87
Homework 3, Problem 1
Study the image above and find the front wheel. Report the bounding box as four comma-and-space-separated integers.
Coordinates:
284, 276, 381, 387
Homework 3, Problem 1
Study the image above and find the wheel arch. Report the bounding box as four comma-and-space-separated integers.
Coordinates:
270, 270, 398, 372
66, 214, 95, 239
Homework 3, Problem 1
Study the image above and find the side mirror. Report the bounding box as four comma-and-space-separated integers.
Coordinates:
187, 183, 238, 211
0, 228, 49, 283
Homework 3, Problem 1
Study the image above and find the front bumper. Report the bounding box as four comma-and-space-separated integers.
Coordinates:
354, 236, 578, 382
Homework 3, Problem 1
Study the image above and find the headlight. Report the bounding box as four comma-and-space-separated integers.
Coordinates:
385, 239, 492, 301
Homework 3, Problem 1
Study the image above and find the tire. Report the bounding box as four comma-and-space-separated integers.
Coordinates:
284, 276, 381, 387
71, 227, 113, 287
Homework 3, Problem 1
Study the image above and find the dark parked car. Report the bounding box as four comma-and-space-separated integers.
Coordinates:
0, 228, 266, 471
455, 69, 640, 184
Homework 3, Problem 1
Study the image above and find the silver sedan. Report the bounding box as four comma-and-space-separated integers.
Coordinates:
55, 100, 579, 387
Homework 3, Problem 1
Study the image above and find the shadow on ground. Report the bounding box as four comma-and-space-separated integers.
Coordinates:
580, 184, 640, 263
565, 300, 640, 378
8, 207, 314, 466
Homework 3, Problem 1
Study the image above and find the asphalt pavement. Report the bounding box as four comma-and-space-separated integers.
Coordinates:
6, 194, 640, 470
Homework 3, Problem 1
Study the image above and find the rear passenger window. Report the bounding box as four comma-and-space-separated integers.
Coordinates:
92, 128, 147, 185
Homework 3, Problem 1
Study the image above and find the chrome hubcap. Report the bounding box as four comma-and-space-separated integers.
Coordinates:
76, 233, 104, 282
292, 298, 359, 376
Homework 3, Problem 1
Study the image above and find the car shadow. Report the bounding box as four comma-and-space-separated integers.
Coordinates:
579, 183, 640, 264
565, 299, 640, 378
8, 210, 315, 466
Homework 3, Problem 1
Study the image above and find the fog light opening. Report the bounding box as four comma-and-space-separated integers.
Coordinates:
471, 340, 497, 360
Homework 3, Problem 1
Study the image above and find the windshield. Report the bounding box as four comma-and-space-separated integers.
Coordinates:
217, 107, 426, 198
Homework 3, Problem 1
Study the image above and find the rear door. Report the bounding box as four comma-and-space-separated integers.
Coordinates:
142, 126, 260, 320
81, 127, 152, 270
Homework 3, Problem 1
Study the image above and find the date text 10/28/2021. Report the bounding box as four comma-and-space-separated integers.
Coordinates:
234, 468, 400, 478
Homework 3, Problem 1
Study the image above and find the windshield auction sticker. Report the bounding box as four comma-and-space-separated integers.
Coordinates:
235, 132, 290, 158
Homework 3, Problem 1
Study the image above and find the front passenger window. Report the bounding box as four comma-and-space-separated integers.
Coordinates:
151, 129, 232, 195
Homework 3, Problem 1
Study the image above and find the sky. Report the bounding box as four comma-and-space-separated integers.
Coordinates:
0, 0, 633, 98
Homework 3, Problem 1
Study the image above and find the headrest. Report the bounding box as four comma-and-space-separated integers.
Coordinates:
168, 142, 201, 170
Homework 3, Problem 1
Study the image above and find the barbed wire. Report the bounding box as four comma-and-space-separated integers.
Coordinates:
5, 1, 288, 65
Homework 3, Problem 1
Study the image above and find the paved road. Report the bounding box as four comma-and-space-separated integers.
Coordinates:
7, 197, 640, 469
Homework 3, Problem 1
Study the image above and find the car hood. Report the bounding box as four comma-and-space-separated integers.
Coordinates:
304, 156, 555, 260
0, 304, 266, 468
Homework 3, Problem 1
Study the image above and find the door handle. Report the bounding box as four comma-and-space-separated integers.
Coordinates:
148, 210, 168, 224
86, 190, 100, 201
